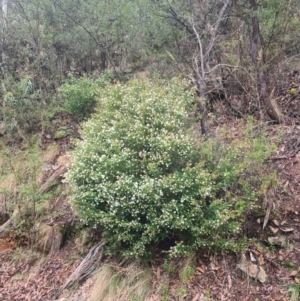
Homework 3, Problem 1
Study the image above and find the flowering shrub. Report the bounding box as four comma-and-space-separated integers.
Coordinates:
61, 72, 112, 120
65, 79, 275, 257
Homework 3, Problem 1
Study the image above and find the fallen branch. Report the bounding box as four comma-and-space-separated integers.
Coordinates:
40, 165, 67, 194
0, 207, 19, 238
56, 241, 105, 298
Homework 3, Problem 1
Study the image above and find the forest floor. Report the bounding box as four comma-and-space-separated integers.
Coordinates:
0, 108, 300, 301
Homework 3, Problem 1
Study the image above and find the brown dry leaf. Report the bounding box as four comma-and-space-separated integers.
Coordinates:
227, 274, 232, 290
192, 293, 200, 301
290, 270, 298, 277
280, 227, 294, 232
197, 267, 205, 273
156, 267, 161, 280
258, 255, 265, 266
269, 226, 279, 234
283, 181, 289, 190
212, 267, 221, 271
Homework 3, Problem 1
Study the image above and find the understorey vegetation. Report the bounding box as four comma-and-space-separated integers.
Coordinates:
65, 78, 277, 258
2, 0, 300, 299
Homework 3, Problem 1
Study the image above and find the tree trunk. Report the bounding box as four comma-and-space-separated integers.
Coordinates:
196, 78, 208, 135
249, 0, 283, 122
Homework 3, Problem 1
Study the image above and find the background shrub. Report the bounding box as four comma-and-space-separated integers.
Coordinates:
0, 77, 40, 137
65, 78, 276, 258
61, 72, 112, 120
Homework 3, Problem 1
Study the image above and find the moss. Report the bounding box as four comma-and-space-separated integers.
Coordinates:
54, 127, 73, 140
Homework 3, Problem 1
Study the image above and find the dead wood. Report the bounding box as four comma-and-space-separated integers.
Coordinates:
262, 188, 276, 230
56, 241, 105, 298
266, 88, 285, 123
40, 165, 67, 194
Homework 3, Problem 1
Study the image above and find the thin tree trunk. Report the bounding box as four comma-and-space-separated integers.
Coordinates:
1, 0, 8, 75
193, 0, 231, 135
249, 0, 283, 122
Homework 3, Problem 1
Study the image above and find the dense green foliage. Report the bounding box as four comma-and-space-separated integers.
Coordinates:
0, 0, 299, 125
0, 77, 41, 137
61, 72, 112, 120
66, 79, 275, 257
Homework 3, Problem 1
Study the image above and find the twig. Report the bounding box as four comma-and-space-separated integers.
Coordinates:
268, 156, 288, 160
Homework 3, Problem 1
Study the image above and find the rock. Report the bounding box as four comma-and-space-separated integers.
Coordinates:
237, 254, 267, 283
52, 164, 59, 170
42, 163, 51, 172
268, 235, 287, 247
249, 252, 256, 262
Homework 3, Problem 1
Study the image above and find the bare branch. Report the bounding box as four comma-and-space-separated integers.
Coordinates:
203, 0, 231, 62
192, 23, 205, 80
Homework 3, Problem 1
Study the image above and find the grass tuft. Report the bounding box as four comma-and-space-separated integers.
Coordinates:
91, 261, 151, 301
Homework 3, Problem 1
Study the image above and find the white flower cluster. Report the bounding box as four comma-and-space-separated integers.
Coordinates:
65, 78, 273, 257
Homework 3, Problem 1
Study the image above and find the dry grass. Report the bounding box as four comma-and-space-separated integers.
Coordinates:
43, 144, 60, 163
0, 173, 17, 214
35, 223, 63, 255
91, 261, 152, 301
